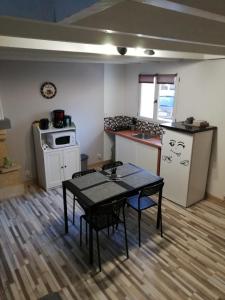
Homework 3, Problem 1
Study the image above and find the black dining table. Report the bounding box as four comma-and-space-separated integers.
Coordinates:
62, 163, 163, 264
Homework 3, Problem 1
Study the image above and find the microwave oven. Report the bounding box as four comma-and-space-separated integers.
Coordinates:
46, 131, 76, 149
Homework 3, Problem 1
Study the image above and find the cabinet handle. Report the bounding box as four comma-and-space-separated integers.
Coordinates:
64, 165, 67, 168
61, 166, 64, 169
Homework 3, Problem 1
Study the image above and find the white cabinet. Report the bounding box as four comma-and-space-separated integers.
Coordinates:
116, 136, 136, 164
45, 147, 80, 188
160, 130, 193, 207
136, 142, 158, 173
115, 135, 159, 174
33, 124, 80, 190
160, 128, 214, 207
63, 147, 80, 181
45, 150, 64, 188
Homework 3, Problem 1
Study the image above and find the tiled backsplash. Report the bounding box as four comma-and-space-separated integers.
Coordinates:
104, 116, 163, 135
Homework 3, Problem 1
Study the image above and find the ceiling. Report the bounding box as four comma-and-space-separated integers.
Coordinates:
0, 0, 225, 63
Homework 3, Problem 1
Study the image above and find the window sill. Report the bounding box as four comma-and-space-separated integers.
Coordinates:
138, 115, 174, 124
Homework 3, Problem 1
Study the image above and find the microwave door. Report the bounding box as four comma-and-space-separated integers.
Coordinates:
55, 136, 70, 146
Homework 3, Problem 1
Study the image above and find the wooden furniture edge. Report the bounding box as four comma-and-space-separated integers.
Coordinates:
105, 129, 162, 149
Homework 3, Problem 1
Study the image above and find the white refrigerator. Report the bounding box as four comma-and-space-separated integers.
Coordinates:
160, 125, 215, 207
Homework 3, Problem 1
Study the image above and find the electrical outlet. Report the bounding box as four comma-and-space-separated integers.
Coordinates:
97, 153, 102, 160
25, 169, 31, 179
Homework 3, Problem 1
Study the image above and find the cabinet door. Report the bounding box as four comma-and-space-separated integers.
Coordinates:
160, 129, 193, 207
63, 147, 80, 181
115, 136, 136, 164
45, 151, 64, 188
136, 142, 158, 173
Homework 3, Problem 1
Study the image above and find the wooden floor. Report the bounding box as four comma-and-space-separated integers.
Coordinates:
0, 186, 225, 300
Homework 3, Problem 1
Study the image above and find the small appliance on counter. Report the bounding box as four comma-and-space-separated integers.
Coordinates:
63, 115, 72, 127
46, 131, 76, 149
192, 120, 209, 128
184, 117, 209, 128
130, 117, 137, 131
39, 118, 49, 130
36, 110, 75, 132
52, 110, 64, 128
184, 116, 194, 124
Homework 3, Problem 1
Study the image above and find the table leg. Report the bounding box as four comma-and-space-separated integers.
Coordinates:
63, 183, 68, 234
88, 210, 93, 264
157, 188, 162, 229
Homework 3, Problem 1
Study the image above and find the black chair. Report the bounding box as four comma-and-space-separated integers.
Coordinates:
80, 198, 129, 271
127, 181, 164, 247
102, 161, 123, 171
72, 169, 96, 224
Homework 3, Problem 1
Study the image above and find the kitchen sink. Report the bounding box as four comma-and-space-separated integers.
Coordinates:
132, 133, 153, 140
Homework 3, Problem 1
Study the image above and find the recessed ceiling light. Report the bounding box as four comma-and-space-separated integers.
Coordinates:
103, 43, 115, 55
144, 49, 155, 55
105, 30, 114, 34
135, 47, 145, 56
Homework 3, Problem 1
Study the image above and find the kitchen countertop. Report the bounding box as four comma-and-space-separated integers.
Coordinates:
161, 122, 217, 134
105, 129, 162, 149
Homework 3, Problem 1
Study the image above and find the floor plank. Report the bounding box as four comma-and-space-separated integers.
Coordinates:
0, 186, 225, 300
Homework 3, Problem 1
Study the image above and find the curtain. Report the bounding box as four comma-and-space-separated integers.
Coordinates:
156, 74, 177, 84
139, 74, 177, 84
138, 74, 155, 83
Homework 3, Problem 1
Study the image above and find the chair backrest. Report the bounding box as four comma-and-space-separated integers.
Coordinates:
140, 181, 164, 198
72, 169, 96, 179
89, 198, 126, 229
102, 161, 123, 171
93, 198, 126, 218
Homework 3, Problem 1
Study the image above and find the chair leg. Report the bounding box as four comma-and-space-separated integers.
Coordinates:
86, 221, 88, 245
156, 210, 163, 237
138, 211, 141, 247
72, 197, 75, 225
96, 231, 101, 272
160, 213, 163, 237
107, 216, 110, 237
80, 216, 83, 247
122, 208, 129, 259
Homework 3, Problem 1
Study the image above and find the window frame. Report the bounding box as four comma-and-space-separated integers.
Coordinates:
138, 76, 177, 123
138, 78, 157, 121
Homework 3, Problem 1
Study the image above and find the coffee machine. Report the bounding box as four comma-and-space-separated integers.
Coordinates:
52, 110, 64, 128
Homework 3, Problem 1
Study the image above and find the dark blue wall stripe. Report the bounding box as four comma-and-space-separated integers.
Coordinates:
54, 0, 97, 22
0, 0, 97, 22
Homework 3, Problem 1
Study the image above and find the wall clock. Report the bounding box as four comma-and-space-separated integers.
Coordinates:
40, 82, 57, 99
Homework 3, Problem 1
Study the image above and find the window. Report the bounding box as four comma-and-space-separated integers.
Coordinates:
138, 74, 177, 122
158, 83, 175, 121
139, 83, 155, 119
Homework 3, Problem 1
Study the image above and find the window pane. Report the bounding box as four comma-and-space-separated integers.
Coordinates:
161, 84, 168, 90
158, 84, 175, 121
139, 83, 155, 119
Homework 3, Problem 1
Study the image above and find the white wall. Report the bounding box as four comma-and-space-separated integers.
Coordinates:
104, 64, 125, 117
103, 64, 125, 160
0, 60, 104, 180
124, 60, 225, 199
